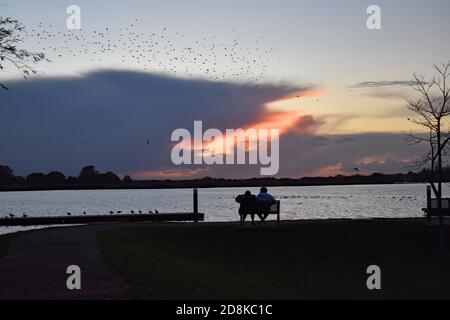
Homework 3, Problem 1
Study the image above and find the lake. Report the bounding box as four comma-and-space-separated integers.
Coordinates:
0, 183, 434, 235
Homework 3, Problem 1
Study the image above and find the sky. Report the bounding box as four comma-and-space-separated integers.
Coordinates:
0, 0, 449, 179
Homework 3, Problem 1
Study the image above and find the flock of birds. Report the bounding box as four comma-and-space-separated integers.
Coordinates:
4, 209, 159, 219
1, 21, 280, 220
22, 19, 280, 82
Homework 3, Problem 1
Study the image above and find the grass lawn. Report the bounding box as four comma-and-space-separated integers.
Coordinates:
0, 233, 19, 259
99, 219, 450, 299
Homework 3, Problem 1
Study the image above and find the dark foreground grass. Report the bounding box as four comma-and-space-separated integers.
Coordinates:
99, 219, 450, 299
0, 233, 19, 259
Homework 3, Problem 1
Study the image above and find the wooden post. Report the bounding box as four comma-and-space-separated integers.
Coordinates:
277, 201, 280, 226
427, 185, 432, 224
193, 188, 198, 214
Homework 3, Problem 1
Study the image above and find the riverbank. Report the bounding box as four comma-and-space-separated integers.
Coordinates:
0, 174, 438, 192
1, 219, 450, 299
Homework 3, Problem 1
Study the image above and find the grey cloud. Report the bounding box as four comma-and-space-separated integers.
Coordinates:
349, 80, 415, 89
177, 132, 428, 179
0, 69, 312, 177
0, 70, 429, 179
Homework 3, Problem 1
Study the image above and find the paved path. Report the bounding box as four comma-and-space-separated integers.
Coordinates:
0, 224, 133, 299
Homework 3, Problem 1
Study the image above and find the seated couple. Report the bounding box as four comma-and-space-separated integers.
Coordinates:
235, 187, 276, 225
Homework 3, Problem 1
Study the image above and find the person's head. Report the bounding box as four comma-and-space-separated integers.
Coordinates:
260, 187, 268, 193
245, 190, 251, 196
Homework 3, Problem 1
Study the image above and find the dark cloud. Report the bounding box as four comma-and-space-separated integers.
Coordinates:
348, 81, 414, 102
0, 70, 428, 179
349, 80, 415, 89
0, 69, 312, 177
275, 132, 426, 178
162, 132, 428, 179
350, 158, 413, 174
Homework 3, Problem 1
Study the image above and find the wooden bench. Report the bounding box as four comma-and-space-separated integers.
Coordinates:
240, 200, 281, 226
422, 197, 450, 226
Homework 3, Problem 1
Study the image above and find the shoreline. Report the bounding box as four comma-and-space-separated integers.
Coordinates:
0, 216, 430, 237
0, 181, 431, 193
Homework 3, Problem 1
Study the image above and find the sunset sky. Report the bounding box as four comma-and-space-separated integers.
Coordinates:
1, 0, 449, 178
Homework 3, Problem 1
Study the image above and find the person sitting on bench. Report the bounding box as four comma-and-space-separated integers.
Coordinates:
256, 187, 276, 222
235, 190, 257, 225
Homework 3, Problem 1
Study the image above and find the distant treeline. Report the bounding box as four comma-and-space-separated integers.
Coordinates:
0, 164, 447, 191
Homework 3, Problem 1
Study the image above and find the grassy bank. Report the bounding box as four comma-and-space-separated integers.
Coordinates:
99, 219, 450, 299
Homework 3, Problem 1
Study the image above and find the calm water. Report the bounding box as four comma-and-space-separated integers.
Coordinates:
0, 184, 435, 235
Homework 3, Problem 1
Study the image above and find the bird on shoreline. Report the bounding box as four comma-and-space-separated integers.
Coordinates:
67, 212, 71, 216
155, 209, 159, 214
22, 214, 28, 218
138, 210, 142, 214
110, 211, 114, 215
9, 213, 14, 218
131, 210, 135, 214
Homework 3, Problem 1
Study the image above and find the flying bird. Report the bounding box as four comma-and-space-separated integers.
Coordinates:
23, 19, 278, 83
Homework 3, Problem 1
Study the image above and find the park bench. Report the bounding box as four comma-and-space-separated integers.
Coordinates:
423, 198, 450, 219
422, 186, 450, 218
240, 200, 281, 226
422, 187, 450, 225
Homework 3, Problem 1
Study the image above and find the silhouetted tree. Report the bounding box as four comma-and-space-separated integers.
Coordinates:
103, 171, 121, 184
15, 175, 25, 185
79, 165, 98, 183
26, 173, 46, 186
0, 17, 47, 90
123, 175, 134, 183
0, 164, 15, 185
406, 62, 450, 269
46, 171, 66, 185
406, 62, 450, 202
66, 176, 79, 185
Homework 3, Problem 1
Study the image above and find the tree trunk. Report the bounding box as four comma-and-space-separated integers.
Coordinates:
437, 120, 448, 269
438, 121, 442, 205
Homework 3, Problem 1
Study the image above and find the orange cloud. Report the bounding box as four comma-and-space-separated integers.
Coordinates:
134, 168, 209, 179
174, 88, 326, 162
201, 109, 305, 157
308, 163, 346, 177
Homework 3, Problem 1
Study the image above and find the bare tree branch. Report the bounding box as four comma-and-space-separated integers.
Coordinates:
0, 17, 48, 90
406, 62, 450, 201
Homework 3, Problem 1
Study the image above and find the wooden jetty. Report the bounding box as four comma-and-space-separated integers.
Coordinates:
1, 189, 205, 227
0, 212, 204, 226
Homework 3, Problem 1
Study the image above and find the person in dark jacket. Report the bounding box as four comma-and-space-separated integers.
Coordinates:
256, 187, 277, 222
235, 190, 257, 225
